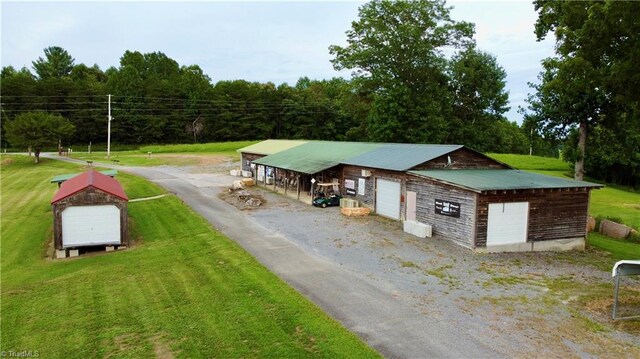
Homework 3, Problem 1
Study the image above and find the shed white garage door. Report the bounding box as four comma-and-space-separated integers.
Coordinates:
487, 202, 529, 246
62, 205, 121, 248
376, 179, 401, 219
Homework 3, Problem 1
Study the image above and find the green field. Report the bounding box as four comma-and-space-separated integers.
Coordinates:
0, 155, 379, 358
69, 141, 258, 166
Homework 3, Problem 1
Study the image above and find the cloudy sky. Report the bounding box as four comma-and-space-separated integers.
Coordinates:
1, 0, 555, 123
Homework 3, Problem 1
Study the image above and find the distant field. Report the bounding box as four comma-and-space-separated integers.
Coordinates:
0, 155, 379, 358
488, 153, 572, 172
68, 141, 258, 166
140, 140, 259, 153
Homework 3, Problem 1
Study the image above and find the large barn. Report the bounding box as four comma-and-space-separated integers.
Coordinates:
240, 140, 603, 252
51, 170, 129, 256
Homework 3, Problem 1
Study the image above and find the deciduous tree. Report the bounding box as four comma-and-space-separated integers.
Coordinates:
4, 112, 75, 163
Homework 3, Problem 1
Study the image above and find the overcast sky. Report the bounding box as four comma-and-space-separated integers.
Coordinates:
1, 0, 555, 123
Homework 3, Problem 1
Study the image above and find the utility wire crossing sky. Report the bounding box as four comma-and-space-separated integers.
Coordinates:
1, 1, 554, 123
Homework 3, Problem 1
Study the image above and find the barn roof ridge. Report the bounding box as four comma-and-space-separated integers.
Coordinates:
249, 140, 479, 174
408, 169, 603, 192
51, 170, 128, 204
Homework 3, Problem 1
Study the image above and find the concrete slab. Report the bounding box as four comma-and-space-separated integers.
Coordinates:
533, 237, 585, 252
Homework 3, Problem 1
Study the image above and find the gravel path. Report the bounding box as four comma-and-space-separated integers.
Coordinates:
44, 154, 640, 358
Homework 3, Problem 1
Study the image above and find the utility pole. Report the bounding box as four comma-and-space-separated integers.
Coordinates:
529, 127, 533, 156
107, 94, 112, 159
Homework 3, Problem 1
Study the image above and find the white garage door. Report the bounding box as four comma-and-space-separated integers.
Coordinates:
487, 202, 529, 246
376, 179, 401, 219
62, 205, 121, 248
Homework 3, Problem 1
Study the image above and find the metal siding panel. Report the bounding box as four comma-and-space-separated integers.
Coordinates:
61, 205, 121, 247
376, 179, 401, 219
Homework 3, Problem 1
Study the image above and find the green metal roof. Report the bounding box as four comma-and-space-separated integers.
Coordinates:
51, 170, 118, 184
408, 169, 603, 192
343, 144, 464, 171
253, 141, 381, 174
237, 139, 308, 155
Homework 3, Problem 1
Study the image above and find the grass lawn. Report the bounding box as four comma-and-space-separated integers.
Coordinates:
68, 141, 258, 167
0, 155, 379, 358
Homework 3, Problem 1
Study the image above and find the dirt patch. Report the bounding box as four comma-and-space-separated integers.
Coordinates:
1, 157, 15, 166
158, 154, 229, 166
150, 334, 175, 359
219, 189, 267, 211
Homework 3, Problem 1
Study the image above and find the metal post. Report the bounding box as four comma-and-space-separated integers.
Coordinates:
612, 267, 620, 320
107, 94, 112, 159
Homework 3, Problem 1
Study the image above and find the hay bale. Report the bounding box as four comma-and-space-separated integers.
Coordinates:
341, 207, 371, 217
241, 178, 255, 187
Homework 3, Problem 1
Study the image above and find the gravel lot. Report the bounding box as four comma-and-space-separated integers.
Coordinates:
46, 154, 640, 358
215, 170, 640, 358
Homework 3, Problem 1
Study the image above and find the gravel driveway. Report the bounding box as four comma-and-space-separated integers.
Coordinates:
44, 155, 640, 358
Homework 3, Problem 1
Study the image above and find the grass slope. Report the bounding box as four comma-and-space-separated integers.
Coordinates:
0, 155, 379, 358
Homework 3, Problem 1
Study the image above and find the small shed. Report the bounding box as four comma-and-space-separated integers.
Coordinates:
51, 170, 129, 250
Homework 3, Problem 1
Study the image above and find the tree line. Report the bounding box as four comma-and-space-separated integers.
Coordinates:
2, 0, 637, 186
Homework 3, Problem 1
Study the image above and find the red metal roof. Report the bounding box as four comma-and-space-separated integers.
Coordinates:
51, 170, 128, 204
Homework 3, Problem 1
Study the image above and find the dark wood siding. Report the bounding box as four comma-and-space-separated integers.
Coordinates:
406, 176, 477, 248
342, 165, 407, 218
411, 148, 509, 170
475, 189, 591, 247
52, 188, 129, 250
240, 152, 265, 172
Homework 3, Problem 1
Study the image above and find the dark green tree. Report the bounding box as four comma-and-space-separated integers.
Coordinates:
32, 46, 75, 80
527, 0, 640, 181
4, 112, 75, 163
446, 47, 510, 151
329, 0, 474, 143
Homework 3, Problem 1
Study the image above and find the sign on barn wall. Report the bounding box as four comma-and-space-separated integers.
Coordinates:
358, 178, 366, 195
435, 199, 461, 218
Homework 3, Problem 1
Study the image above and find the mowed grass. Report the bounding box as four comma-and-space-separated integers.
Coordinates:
0, 155, 379, 358
69, 141, 258, 166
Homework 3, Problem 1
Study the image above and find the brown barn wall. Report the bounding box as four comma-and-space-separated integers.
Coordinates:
406, 176, 477, 248
52, 188, 128, 250
411, 148, 510, 170
241, 152, 265, 172
475, 189, 591, 247
342, 165, 407, 219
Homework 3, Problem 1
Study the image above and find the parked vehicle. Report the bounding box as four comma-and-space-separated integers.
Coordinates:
312, 194, 342, 208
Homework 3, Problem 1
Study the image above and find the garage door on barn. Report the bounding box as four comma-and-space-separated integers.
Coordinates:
487, 202, 529, 246
61, 205, 121, 248
376, 178, 401, 219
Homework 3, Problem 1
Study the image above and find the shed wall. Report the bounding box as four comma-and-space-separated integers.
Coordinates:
342, 165, 406, 218
406, 177, 477, 248
52, 188, 128, 250
475, 189, 590, 247
411, 148, 509, 170
241, 152, 265, 172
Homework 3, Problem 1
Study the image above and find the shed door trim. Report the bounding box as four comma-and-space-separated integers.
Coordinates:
61, 205, 121, 248
376, 178, 401, 220
487, 202, 529, 246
